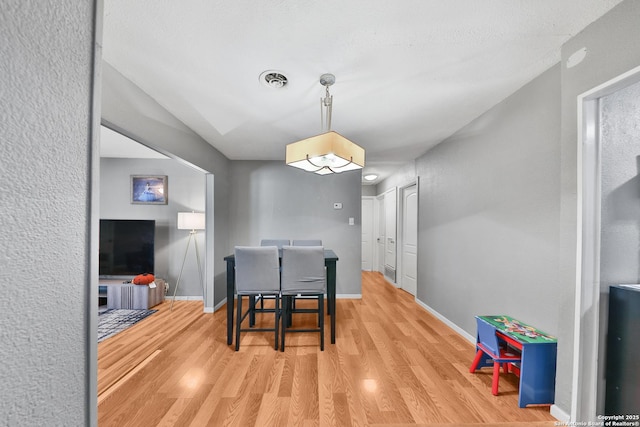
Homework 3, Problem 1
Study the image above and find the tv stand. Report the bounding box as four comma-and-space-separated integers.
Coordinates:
99, 278, 165, 309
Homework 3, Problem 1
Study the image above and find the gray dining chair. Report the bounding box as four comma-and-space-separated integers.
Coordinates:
291, 241, 323, 310
234, 246, 281, 351
253, 239, 290, 315
260, 239, 290, 249
292, 239, 322, 246
280, 245, 326, 351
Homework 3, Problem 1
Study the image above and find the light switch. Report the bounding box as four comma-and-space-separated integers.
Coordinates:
349, 217, 355, 225
333, 202, 343, 209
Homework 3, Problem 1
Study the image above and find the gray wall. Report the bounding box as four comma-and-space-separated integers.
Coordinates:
376, 161, 417, 195
0, 1, 97, 425
377, 66, 561, 344
101, 62, 231, 307
416, 65, 561, 335
558, 0, 640, 415
597, 79, 640, 410
100, 158, 206, 298
361, 185, 377, 197
229, 161, 363, 295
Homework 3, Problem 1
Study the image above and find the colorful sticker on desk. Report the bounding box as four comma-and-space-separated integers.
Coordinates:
482, 315, 557, 344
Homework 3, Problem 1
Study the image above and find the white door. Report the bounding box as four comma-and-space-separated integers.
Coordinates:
361, 197, 374, 271
400, 184, 418, 296
384, 188, 397, 278
375, 195, 385, 273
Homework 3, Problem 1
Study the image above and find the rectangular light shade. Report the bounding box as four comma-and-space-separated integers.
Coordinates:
286, 131, 365, 174
177, 212, 205, 230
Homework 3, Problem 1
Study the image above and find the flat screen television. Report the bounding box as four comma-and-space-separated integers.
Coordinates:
99, 219, 155, 279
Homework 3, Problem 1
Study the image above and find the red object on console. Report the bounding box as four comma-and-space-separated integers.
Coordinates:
133, 273, 155, 285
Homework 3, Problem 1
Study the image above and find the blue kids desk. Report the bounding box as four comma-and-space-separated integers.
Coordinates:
470, 315, 557, 407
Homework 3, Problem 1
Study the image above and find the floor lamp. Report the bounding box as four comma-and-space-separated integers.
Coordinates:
171, 212, 206, 311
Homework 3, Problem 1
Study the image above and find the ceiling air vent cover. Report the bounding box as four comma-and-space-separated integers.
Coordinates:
259, 70, 288, 88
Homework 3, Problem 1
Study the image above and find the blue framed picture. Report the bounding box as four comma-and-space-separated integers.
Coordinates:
131, 175, 168, 205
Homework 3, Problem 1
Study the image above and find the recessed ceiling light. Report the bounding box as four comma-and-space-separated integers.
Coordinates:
363, 174, 378, 181
259, 70, 288, 88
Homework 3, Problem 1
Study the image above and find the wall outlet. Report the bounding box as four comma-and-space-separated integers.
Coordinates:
333, 202, 343, 209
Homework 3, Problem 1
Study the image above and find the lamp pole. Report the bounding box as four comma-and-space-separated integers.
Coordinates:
171, 229, 206, 311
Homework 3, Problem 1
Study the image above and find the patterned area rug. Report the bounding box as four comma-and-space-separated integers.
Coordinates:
98, 309, 157, 342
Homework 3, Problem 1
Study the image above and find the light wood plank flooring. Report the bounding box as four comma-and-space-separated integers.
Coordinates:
98, 271, 557, 426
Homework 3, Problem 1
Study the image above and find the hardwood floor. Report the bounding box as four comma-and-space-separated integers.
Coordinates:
98, 272, 557, 426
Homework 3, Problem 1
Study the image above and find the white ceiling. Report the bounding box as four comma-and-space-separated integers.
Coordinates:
102, 0, 623, 183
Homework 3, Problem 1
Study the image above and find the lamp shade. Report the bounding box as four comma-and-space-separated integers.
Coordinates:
177, 212, 205, 230
286, 131, 365, 175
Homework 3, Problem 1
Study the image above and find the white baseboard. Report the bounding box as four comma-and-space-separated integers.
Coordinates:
171, 296, 203, 301
170, 295, 216, 313
168, 296, 217, 313
214, 298, 227, 312
550, 404, 569, 422
385, 276, 399, 287
337, 294, 362, 299
414, 298, 476, 344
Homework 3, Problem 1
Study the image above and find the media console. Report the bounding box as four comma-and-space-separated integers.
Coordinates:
99, 278, 166, 309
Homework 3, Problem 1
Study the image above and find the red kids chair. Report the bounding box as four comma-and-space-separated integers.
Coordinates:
469, 317, 522, 396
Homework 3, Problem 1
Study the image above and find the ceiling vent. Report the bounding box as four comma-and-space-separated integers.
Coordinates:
259, 70, 288, 88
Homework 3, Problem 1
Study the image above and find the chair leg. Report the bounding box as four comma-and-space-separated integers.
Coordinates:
282, 295, 285, 351
319, 294, 324, 351
249, 295, 256, 327
235, 296, 242, 351
511, 362, 521, 377
286, 297, 293, 327
280, 296, 291, 351
491, 361, 500, 395
274, 295, 280, 350
469, 350, 484, 373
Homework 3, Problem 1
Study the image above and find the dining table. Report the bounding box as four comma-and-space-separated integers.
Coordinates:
224, 248, 339, 346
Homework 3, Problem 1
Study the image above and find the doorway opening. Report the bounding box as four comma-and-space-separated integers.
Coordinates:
574, 64, 640, 420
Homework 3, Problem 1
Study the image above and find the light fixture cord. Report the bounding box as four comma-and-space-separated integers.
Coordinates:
320, 85, 333, 132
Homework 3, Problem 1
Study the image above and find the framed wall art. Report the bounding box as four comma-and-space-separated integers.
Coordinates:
131, 175, 168, 205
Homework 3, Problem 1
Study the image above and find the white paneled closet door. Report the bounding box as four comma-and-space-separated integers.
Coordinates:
361, 197, 374, 271
400, 184, 417, 296
384, 188, 397, 282
375, 195, 385, 274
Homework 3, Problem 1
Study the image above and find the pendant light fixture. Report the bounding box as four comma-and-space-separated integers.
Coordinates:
285, 73, 365, 175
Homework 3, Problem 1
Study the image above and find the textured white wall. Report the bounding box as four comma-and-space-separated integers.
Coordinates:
597, 79, 640, 411
599, 80, 640, 293
0, 1, 96, 426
